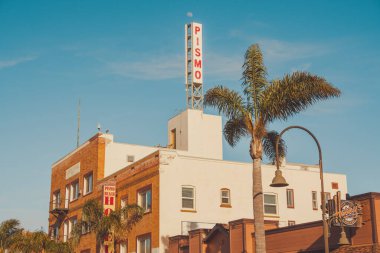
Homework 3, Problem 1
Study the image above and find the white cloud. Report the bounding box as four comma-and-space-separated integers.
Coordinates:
106, 55, 183, 80
105, 52, 243, 81
187, 12, 193, 18
257, 39, 330, 63
0, 56, 37, 70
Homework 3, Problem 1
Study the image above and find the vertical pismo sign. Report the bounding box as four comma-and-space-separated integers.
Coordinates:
191, 23, 202, 84
103, 184, 116, 253
185, 22, 203, 110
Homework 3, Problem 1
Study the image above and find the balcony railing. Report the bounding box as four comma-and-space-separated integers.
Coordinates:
50, 199, 69, 218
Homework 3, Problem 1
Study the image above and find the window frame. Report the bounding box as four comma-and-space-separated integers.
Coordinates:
220, 188, 231, 207
83, 172, 93, 196
120, 241, 128, 253
137, 186, 152, 213
263, 193, 278, 216
70, 179, 80, 202
52, 190, 61, 209
137, 233, 151, 253
286, 189, 295, 208
181, 185, 196, 211
288, 220, 296, 226
312, 191, 318, 210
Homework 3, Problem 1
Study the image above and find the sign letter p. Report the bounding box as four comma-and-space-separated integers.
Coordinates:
195, 26, 200, 34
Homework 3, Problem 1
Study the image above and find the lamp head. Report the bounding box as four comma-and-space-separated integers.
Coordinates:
270, 169, 289, 187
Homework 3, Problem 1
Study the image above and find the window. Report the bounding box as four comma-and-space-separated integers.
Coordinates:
264, 193, 278, 215
68, 217, 77, 239
120, 242, 127, 253
52, 190, 61, 209
286, 189, 294, 208
121, 197, 128, 208
138, 188, 152, 213
312, 191, 318, 210
323, 192, 331, 203
332, 182, 339, 189
182, 186, 195, 210
220, 188, 231, 206
127, 155, 135, 163
51, 225, 59, 240
70, 180, 80, 201
83, 173, 93, 195
137, 234, 151, 253
63, 220, 69, 242
65, 186, 70, 208
288, 220, 296, 226
169, 129, 176, 149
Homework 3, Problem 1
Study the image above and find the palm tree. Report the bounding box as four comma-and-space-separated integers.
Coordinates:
72, 199, 144, 252
0, 219, 23, 253
204, 44, 341, 253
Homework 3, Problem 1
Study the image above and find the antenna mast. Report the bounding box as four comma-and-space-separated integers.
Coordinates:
185, 22, 203, 110
77, 99, 80, 148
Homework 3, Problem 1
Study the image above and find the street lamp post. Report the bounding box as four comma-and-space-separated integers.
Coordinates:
270, 125, 329, 253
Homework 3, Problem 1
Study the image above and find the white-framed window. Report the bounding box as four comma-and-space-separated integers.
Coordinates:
120, 242, 127, 253
181, 186, 195, 210
70, 180, 80, 201
68, 217, 77, 239
138, 188, 152, 213
323, 192, 331, 204
286, 189, 294, 208
220, 188, 231, 205
83, 173, 93, 195
312, 191, 318, 210
65, 185, 70, 208
63, 220, 69, 242
137, 234, 151, 253
51, 225, 59, 240
52, 190, 61, 209
264, 193, 278, 215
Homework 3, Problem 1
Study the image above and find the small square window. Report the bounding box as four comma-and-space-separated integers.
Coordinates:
332, 182, 339, 189
138, 188, 152, 213
127, 155, 135, 163
288, 220, 296, 226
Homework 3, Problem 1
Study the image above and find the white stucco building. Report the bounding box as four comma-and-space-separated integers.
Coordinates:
106, 109, 346, 251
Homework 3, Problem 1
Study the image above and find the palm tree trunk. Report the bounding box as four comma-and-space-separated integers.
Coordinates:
252, 157, 266, 253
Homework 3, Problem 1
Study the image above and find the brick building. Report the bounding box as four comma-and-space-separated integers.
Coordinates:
169, 192, 380, 253
48, 109, 348, 253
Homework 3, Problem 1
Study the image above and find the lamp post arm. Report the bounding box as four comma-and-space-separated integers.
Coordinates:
275, 125, 329, 253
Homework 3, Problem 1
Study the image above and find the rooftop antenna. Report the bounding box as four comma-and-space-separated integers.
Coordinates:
76, 99, 80, 148
97, 123, 101, 133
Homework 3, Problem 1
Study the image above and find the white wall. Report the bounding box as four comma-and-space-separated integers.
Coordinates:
103, 134, 158, 176
167, 109, 223, 160
158, 150, 347, 253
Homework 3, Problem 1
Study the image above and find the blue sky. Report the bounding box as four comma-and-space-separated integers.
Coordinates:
0, 0, 379, 230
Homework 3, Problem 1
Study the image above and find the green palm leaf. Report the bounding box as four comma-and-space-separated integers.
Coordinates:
261, 71, 341, 122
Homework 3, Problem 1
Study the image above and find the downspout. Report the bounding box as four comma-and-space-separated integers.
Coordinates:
242, 223, 246, 253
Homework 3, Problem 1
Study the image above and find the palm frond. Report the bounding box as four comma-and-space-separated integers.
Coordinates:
263, 131, 287, 164
223, 116, 249, 147
242, 44, 268, 118
82, 199, 103, 232
204, 85, 246, 118
113, 204, 144, 242
261, 71, 341, 122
